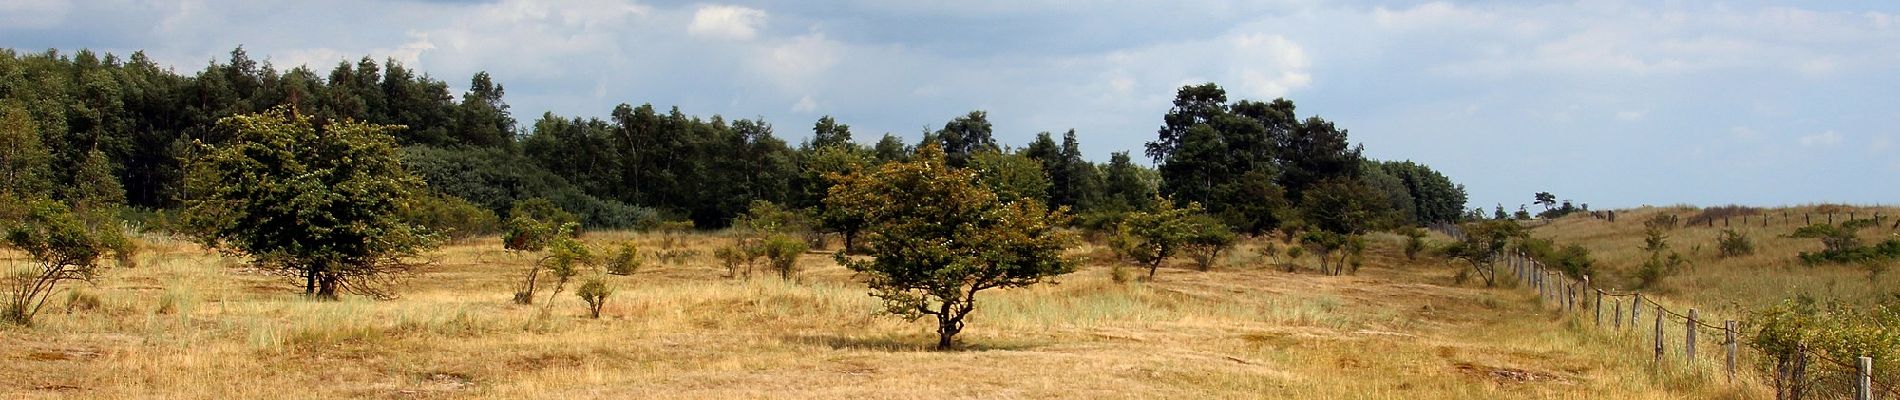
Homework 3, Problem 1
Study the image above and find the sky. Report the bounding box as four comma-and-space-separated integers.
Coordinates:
3, 0, 1898, 210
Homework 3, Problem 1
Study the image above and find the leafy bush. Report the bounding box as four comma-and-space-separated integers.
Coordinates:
575, 278, 611, 319
3, 197, 126, 325
1182, 214, 1237, 271
761, 234, 808, 280
407, 193, 500, 241
1402, 228, 1427, 261
1751, 296, 1900, 398
605, 241, 640, 276
1717, 229, 1755, 258
714, 243, 750, 278
1791, 221, 1900, 265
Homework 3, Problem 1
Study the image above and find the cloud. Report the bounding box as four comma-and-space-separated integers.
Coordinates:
1799, 131, 1843, 146
1615, 110, 1645, 121
791, 95, 818, 113
689, 5, 766, 40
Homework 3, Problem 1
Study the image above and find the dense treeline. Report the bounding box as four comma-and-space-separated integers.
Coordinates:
1, 46, 1464, 235
1144, 83, 1467, 236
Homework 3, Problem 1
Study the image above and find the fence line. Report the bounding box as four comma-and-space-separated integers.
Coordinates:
1428, 222, 1887, 399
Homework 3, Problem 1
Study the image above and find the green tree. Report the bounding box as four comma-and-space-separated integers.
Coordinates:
1534, 192, 1556, 212
66, 148, 126, 215
1441, 219, 1527, 286
2, 197, 128, 325
0, 103, 52, 196
576, 277, 611, 319
1121, 198, 1204, 280
969, 150, 1051, 204
1301, 177, 1379, 236
455, 71, 515, 148
1098, 151, 1156, 213
935, 111, 996, 167
830, 143, 1074, 350
808, 115, 852, 149
184, 107, 436, 299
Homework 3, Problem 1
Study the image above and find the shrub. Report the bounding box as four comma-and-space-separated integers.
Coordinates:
761, 234, 808, 280
1791, 221, 1900, 265
714, 243, 750, 278
1402, 228, 1427, 261
1717, 229, 1755, 258
1182, 215, 1236, 271
605, 241, 640, 276
575, 278, 611, 319
4, 197, 126, 325
1284, 246, 1305, 272
407, 193, 501, 242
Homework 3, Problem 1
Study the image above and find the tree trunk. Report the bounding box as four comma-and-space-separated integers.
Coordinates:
842, 230, 857, 255
936, 315, 961, 350
315, 273, 339, 300
303, 268, 317, 296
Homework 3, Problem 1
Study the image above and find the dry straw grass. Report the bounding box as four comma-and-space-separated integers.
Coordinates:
0, 229, 1776, 399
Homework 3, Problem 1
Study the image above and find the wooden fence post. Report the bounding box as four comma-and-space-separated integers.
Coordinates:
1654, 306, 1665, 369
1633, 294, 1643, 327
1859, 356, 1872, 400
1687, 309, 1698, 368
1726, 320, 1738, 384
1615, 301, 1623, 330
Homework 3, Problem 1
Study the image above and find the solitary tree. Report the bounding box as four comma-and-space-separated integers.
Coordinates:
2, 197, 127, 325
1121, 198, 1206, 280
1441, 219, 1526, 286
829, 143, 1074, 350
1534, 192, 1557, 212
184, 107, 437, 299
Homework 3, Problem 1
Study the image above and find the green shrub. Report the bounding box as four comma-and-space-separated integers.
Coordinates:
605, 241, 640, 276
575, 278, 611, 319
761, 234, 808, 280
1402, 228, 1427, 261
407, 193, 500, 241
1716, 229, 1755, 258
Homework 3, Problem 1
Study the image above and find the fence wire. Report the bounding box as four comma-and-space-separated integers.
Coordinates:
1426, 221, 1900, 400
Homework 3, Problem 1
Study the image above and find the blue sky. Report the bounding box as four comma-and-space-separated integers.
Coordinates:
3, 0, 1897, 210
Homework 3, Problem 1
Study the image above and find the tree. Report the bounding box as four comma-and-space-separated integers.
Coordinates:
969, 150, 1050, 205
1279, 117, 1363, 203
183, 107, 437, 300
456, 71, 514, 148
1301, 177, 1379, 236
1098, 151, 1156, 213
1534, 192, 1557, 212
1300, 230, 1365, 276
1121, 198, 1204, 280
808, 115, 852, 149
2, 197, 127, 325
67, 149, 126, 215
576, 278, 611, 319
1183, 213, 1237, 271
830, 143, 1074, 350
0, 103, 53, 196
935, 111, 995, 167
1442, 219, 1526, 286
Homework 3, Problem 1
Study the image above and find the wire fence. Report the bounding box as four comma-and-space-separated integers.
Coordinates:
1428, 222, 1892, 400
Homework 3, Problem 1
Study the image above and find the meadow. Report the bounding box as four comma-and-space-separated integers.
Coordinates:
0, 227, 1781, 399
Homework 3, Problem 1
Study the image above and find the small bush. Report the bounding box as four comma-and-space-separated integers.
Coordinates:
1284, 246, 1305, 272
1402, 228, 1427, 261
1716, 229, 1754, 258
575, 278, 611, 319
605, 241, 640, 275
1110, 263, 1131, 284
715, 243, 750, 278
761, 234, 808, 280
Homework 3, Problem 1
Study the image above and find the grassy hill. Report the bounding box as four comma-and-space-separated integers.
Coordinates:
1, 229, 1775, 398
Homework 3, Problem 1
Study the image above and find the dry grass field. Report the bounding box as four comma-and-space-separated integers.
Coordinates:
2, 229, 1776, 399
1531, 204, 1900, 321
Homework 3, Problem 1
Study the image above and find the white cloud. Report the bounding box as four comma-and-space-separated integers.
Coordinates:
689, 5, 766, 40
1799, 130, 1843, 146
1731, 126, 1760, 141
1615, 110, 1646, 121
791, 95, 818, 113
750, 33, 843, 91
1230, 34, 1311, 98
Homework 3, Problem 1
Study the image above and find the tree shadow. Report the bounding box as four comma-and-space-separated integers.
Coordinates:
779, 334, 1044, 353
